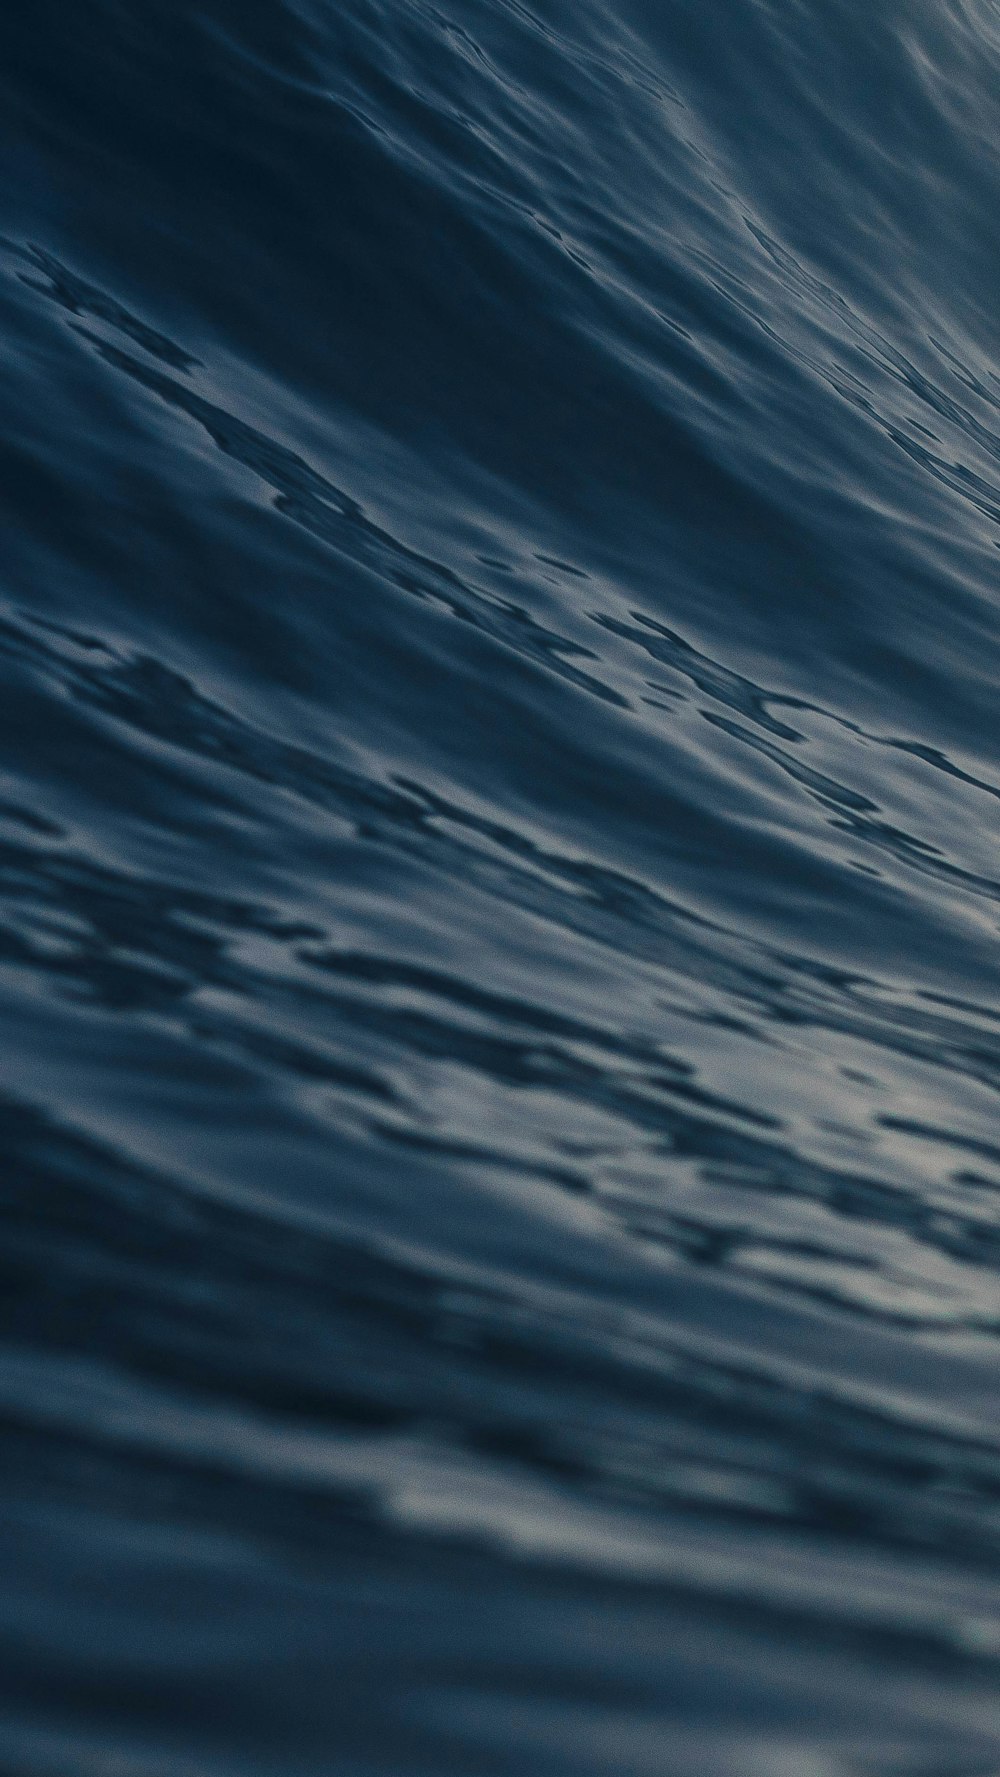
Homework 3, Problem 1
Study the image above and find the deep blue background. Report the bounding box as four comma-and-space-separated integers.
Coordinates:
1, 2, 1000, 1771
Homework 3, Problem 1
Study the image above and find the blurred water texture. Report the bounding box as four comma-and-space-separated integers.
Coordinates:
1, 2, 1000, 1771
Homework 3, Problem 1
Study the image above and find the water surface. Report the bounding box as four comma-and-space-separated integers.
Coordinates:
2, 1, 1000, 1771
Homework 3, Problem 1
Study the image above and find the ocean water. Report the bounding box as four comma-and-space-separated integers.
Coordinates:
1, 1, 999, 1771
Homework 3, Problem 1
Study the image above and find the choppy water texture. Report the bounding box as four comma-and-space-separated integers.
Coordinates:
2, 2, 1000, 1772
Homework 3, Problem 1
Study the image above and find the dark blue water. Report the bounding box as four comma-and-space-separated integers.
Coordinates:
2, 2, 1000, 1770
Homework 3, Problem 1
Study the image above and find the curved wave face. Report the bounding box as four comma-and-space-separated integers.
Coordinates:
2, 1, 1000, 1771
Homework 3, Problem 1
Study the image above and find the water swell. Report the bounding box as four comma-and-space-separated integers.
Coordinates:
1, 0, 1000, 1771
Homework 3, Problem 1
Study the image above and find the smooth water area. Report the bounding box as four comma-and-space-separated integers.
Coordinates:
1, 2, 999, 1771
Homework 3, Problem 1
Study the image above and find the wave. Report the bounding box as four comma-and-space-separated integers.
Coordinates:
1, 0, 999, 1771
